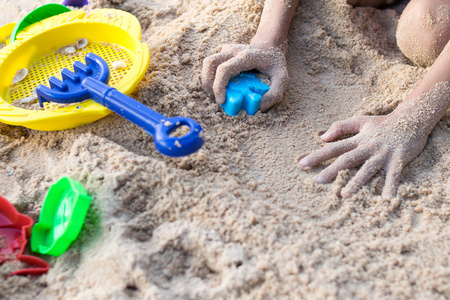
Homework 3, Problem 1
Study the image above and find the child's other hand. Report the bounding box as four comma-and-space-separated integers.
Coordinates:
299, 112, 430, 199
202, 43, 288, 112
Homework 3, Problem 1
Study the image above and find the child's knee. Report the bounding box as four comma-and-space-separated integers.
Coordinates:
397, 0, 450, 67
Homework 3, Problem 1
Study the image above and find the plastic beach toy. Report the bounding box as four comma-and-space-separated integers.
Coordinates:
10, 4, 71, 43
0, 8, 149, 131
31, 177, 92, 256
36, 53, 204, 157
63, 0, 89, 7
0, 23, 16, 45
0, 195, 50, 276
222, 72, 270, 117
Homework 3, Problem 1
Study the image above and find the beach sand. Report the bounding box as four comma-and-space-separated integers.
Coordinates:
1, 0, 449, 299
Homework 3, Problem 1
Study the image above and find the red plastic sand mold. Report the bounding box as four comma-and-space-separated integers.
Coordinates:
0, 195, 49, 276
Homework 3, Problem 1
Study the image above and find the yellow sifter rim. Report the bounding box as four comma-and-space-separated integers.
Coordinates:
0, 8, 149, 131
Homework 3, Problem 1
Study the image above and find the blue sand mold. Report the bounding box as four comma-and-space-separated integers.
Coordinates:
222, 72, 270, 117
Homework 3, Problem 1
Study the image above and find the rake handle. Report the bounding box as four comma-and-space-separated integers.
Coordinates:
82, 77, 164, 133
82, 77, 204, 157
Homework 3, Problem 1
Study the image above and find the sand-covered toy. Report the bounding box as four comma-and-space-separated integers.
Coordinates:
0, 8, 149, 131
36, 53, 204, 157
0, 195, 50, 276
222, 72, 270, 116
0, 23, 16, 46
10, 4, 71, 43
31, 177, 92, 256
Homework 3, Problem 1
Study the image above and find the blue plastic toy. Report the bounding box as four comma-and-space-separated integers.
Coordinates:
63, 0, 89, 7
36, 53, 204, 157
222, 72, 270, 117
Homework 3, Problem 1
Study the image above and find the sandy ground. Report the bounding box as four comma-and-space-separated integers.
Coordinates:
1, 0, 450, 299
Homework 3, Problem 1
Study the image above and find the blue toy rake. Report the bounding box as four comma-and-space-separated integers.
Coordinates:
36, 53, 204, 157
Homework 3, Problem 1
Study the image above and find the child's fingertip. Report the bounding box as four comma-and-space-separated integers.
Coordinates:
340, 187, 352, 199
316, 174, 327, 184
260, 100, 275, 112
216, 94, 225, 105
260, 104, 269, 112
320, 131, 332, 141
299, 157, 308, 167
381, 190, 394, 200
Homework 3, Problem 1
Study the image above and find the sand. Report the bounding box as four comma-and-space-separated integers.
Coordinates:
1, 0, 450, 299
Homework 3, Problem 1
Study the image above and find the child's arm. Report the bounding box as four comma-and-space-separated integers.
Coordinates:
202, 0, 300, 111
300, 41, 450, 199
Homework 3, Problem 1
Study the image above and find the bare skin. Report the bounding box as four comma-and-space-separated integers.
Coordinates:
202, 0, 300, 111
203, 0, 450, 198
397, 0, 450, 66
300, 0, 450, 198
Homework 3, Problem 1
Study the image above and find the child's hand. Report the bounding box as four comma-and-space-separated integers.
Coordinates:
299, 112, 431, 199
202, 43, 288, 112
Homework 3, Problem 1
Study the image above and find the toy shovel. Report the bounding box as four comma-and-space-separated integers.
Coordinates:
36, 53, 204, 157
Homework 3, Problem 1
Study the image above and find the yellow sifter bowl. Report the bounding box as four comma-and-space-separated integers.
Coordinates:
0, 9, 149, 131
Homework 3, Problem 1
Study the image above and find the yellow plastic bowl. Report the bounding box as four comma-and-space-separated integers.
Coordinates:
0, 9, 149, 131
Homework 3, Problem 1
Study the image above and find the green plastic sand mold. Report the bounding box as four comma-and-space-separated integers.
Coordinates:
31, 177, 91, 256
10, 4, 71, 43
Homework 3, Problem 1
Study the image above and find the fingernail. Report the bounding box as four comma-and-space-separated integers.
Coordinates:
320, 131, 330, 140
260, 103, 268, 112
299, 157, 309, 167
316, 174, 326, 184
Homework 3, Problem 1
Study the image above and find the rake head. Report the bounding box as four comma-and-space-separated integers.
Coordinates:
36, 53, 110, 107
